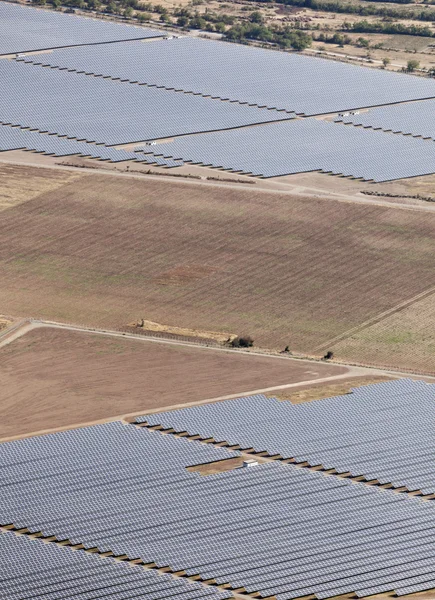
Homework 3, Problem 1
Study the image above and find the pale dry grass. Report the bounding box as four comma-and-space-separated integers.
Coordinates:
270, 376, 393, 403
0, 163, 81, 212
332, 291, 435, 374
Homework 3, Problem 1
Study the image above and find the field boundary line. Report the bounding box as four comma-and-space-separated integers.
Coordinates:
314, 285, 435, 352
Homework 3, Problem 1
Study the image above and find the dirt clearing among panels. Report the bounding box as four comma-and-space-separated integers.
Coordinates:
0, 326, 347, 438
271, 375, 395, 404
1, 168, 435, 367
0, 163, 81, 212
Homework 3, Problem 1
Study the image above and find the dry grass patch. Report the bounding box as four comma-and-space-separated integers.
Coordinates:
0, 163, 81, 212
332, 291, 435, 374
0, 316, 13, 331
271, 376, 394, 403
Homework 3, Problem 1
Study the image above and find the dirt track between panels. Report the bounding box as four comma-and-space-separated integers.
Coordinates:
0, 324, 349, 438
1, 166, 435, 371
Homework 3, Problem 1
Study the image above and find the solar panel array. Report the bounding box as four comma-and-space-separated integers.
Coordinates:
136, 119, 435, 181
0, 1, 162, 55
1, 427, 435, 599
0, 125, 183, 166
0, 530, 233, 600
139, 379, 435, 495
0, 61, 287, 145
335, 99, 435, 140
19, 36, 435, 115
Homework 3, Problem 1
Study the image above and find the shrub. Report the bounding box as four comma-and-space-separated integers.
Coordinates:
231, 335, 254, 348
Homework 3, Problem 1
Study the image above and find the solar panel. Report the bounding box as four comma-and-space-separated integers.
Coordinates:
19, 36, 435, 115
0, 0, 163, 55
335, 99, 435, 140
135, 118, 435, 181
0, 125, 183, 167
0, 60, 289, 145
0, 530, 232, 600
140, 379, 435, 495
0, 412, 435, 599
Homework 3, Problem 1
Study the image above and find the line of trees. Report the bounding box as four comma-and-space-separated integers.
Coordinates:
346, 19, 435, 36
225, 22, 312, 48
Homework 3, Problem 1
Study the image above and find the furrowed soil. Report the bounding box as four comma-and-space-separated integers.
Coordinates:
0, 326, 347, 438
1, 168, 435, 368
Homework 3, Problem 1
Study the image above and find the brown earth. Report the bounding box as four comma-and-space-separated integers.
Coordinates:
0, 326, 347, 439
1, 168, 435, 367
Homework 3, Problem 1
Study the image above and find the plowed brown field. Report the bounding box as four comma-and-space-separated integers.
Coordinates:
0, 167, 435, 364
0, 326, 347, 438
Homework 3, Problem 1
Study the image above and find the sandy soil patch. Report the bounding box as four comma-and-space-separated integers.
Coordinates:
0, 167, 435, 363
0, 326, 346, 438
131, 318, 236, 344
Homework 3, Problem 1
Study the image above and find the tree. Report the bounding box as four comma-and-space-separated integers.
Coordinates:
250, 10, 264, 23
177, 15, 189, 26
382, 57, 391, 68
357, 36, 370, 47
214, 21, 227, 32
407, 59, 420, 71
138, 12, 151, 22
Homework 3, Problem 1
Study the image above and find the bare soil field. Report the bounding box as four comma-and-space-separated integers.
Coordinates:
1, 167, 435, 369
0, 325, 347, 438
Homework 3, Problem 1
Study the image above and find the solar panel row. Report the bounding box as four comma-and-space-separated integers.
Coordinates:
19, 36, 435, 115
0, 125, 183, 167
1, 412, 435, 598
135, 119, 435, 181
335, 99, 435, 140
0, 60, 288, 145
0, 530, 232, 600
139, 379, 435, 496
0, 0, 162, 55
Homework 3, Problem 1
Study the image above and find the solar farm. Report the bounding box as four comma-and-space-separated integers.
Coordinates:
2, 0, 435, 179
2, 3, 435, 599
1, 379, 435, 599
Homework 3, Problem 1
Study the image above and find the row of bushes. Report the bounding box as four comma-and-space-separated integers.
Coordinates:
225, 22, 312, 48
